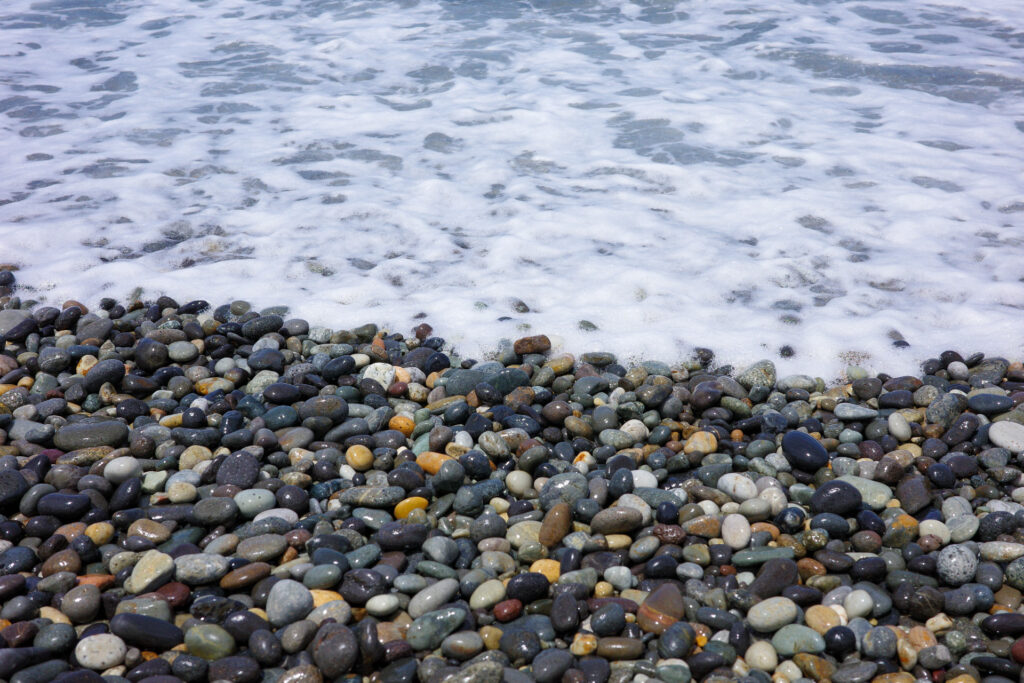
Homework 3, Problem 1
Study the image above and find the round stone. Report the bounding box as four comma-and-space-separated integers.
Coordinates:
862, 626, 897, 659
747, 597, 798, 632
745, 640, 779, 671
937, 544, 978, 587
75, 633, 127, 670
267, 579, 315, 627
104, 455, 142, 483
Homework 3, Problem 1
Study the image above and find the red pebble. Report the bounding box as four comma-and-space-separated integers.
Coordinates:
492, 598, 523, 622
1012, 637, 1024, 664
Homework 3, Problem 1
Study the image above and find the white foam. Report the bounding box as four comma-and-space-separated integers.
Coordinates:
2, 0, 1023, 380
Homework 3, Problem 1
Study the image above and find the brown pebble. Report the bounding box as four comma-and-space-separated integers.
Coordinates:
377, 552, 409, 572
156, 581, 190, 608
595, 636, 644, 660
651, 524, 685, 545
636, 584, 684, 634
1, 621, 38, 647
54, 522, 87, 540
797, 558, 826, 580
213, 484, 242, 498
538, 503, 572, 548
285, 529, 312, 548
493, 599, 522, 622
513, 335, 551, 355
40, 548, 81, 577
220, 562, 272, 591
128, 519, 172, 544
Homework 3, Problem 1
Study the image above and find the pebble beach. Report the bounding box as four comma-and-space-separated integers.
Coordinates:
2, 275, 1024, 683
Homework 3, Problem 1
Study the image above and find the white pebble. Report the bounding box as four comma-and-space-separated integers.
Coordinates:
698, 500, 720, 516
919, 519, 951, 545
745, 641, 778, 672
505, 471, 533, 497
75, 634, 127, 670
104, 456, 142, 484
843, 589, 874, 619
630, 469, 658, 489
721, 514, 752, 550
717, 473, 758, 502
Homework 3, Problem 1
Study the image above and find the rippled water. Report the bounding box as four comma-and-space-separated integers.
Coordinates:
2, 0, 1023, 377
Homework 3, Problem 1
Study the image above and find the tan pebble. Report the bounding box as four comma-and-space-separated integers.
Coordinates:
594, 581, 613, 598
804, 605, 840, 634
925, 613, 953, 633
166, 481, 197, 503
683, 431, 717, 455
179, 445, 213, 469
159, 413, 183, 428
570, 633, 597, 656
995, 585, 1022, 609
40, 606, 71, 624
479, 626, 502, 650
345, 445, 374, 471
127, 519, 171, 544
77, 355, 98, 376
605, 534, 632, 550
310, 590, 342, 608
530, 559, 560, 583
376, 622, 404, 643
907, 626, 936, 651
897, 636, 917, 669
85, 522, 115, 546
871, 673, 915, 683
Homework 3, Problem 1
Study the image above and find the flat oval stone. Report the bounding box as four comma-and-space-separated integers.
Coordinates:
595, 636, 645, 660
772, 624, 826, 656
36, 493, 91, 520
406, 606, 467, 651
747, 597, 798, 632
74, 633, 126, 670
589, 507, 642, 535
236, 534, 288, 562
809, 480, 862, 516
53, 421, 129, 451
408, 578, 460, 619
185, 623, 236, 660
990, 422, 1024, 454
109, 613, 184, 651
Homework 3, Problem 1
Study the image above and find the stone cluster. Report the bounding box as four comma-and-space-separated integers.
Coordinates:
2, 280, 1024, 683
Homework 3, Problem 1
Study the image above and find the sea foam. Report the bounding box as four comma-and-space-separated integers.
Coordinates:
1, 0, 1022, 379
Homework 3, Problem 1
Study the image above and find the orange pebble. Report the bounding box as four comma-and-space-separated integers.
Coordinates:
416, 451, 453, 475
388, 415, 415, 437
77, 574, 116, 590
395, 497, 429, 519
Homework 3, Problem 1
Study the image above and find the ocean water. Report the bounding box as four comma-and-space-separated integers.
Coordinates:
2, 0, 1022, 379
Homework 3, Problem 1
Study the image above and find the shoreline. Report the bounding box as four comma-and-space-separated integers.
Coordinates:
2, 285, 1024, 682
